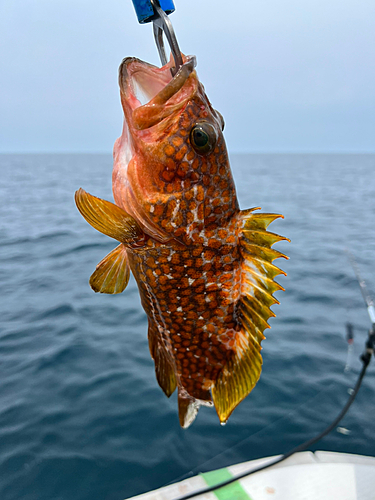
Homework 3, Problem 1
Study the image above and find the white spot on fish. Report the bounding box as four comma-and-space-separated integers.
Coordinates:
167, 251, 175, 262
192, 186, 199, 222
177, 306, 182, 312
171, 198, 180, 222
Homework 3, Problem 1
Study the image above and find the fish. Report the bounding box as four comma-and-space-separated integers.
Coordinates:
75, 54, 288, 428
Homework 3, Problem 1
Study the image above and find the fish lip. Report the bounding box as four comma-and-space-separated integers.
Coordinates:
118, 55, 197, 123
118, 56, 163, 102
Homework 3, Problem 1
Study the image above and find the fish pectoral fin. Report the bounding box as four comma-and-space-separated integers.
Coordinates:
90, 244, 130, 294
212, 332, 263, 424
178, 389, 200, 429
148, 324, 177, 398
75, 188, 146, 248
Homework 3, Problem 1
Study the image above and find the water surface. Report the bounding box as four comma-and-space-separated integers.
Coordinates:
0, 153, 374, 500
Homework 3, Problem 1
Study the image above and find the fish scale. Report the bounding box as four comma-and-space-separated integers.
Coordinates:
141, 99, 238, 245
75, 54, 288, 427
126, 218, 242, 408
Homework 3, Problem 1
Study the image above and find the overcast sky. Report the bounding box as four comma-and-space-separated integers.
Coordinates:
1, 0, 374, 153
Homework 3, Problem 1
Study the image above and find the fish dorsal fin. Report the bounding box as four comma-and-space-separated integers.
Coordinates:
212, 331, 263, 424
148, 323, 177, 399
90, 244, 130, 294
212, 209, 289, 424
75, 188, 146, 248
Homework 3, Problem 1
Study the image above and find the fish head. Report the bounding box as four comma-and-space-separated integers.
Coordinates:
113, 55, 236, 243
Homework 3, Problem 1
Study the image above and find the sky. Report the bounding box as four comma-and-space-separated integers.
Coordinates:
0, 0, 374, 153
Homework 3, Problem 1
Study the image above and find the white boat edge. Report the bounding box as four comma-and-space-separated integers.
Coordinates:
125, 451, 375, 500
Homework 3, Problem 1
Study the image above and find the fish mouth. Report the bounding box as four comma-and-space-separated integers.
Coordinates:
119, 55, 197, 131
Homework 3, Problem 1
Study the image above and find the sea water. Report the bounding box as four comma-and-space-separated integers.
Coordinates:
0, 153, 374, 500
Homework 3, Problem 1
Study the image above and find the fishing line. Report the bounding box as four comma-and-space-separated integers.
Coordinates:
168, 254, 375, 500
346, 249, 375, 326
167, 378, 338, 486
344, 322, 354, 372
168, 337, 358, 485
171, 339, 373, 500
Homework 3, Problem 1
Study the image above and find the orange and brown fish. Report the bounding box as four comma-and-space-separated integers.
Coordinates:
75, 55, 288, 428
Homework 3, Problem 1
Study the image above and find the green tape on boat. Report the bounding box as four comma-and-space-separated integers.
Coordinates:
201, 468, 252, 500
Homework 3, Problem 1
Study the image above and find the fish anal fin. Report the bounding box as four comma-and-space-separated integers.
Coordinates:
212, 332, 263, 424
148, 324, 176, 398
75, 188, 146, 248
178, 389, 200, 429
89, 244, 130, 294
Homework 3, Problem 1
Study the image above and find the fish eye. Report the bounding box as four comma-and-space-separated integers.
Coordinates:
190, 122, 217, 155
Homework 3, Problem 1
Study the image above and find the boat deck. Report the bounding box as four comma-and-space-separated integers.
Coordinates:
126, 451, 375, 500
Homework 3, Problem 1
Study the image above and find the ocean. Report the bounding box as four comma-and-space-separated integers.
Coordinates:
0, 153, 374, 500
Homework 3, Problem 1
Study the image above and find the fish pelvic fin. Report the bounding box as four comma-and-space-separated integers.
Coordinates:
178, 389, 200, 429
148, 323, 177, 399
89, 244, 130, 294
74, 188, 146, 248
213, 208, 289, 424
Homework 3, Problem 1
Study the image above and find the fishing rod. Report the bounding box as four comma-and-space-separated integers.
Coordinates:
347, 249, 375, 328
170, 255, 375, 500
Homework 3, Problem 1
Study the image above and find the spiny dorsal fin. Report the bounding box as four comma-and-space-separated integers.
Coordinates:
148, 323, 177, 399
212, 209, 288, 424
241, 210, 286, 231
75, 188, 146, 248
89, 244, 130, 294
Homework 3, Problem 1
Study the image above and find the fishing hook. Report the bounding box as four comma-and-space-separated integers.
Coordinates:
150, 0, 183, 76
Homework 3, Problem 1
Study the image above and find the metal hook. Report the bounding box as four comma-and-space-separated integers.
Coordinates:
150, 0, 183, 76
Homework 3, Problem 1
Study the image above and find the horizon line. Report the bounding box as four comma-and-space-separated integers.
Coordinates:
1, 150, 374, 155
